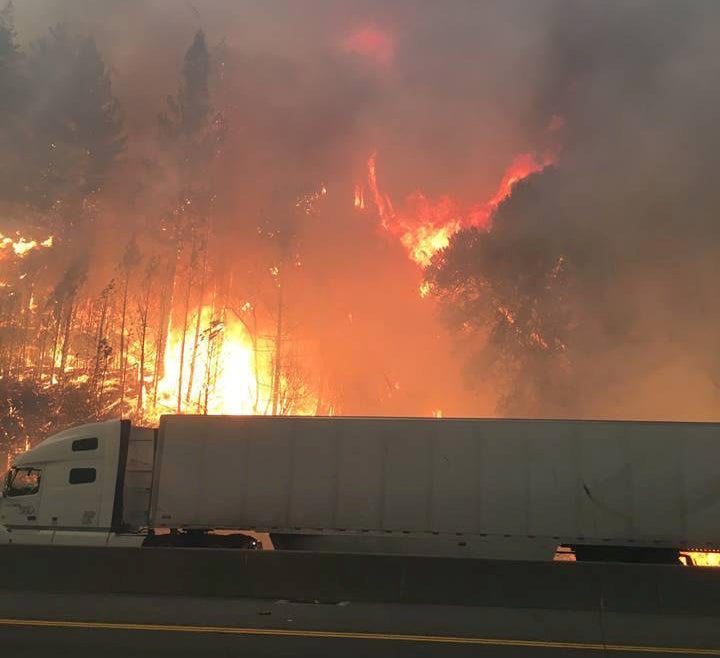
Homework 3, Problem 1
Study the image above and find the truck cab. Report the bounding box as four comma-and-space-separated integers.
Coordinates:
0, 420, 146, 546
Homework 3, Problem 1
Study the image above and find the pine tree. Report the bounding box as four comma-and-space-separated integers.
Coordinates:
25, 27, 125, 209
0, 1, 30, 206
158, 30, 211, 148
67, 37, 126, 195
136, 256, 158, 415
0, 1, 22, 117
117, 237, 141, 415
156, 30, 222, 413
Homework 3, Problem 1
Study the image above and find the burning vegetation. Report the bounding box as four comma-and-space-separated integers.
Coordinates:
355, 150, 556, 268
0, 0, 719, 469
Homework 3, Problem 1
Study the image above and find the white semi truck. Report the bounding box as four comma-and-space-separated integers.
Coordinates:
1, 415, 718, 562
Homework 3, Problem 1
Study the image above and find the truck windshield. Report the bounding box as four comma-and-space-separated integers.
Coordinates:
5, 468, 42, 497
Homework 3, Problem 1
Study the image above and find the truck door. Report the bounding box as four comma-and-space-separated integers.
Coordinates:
0, 467, 54, 544
40, 462, 103, 530
1, 467, 43, 526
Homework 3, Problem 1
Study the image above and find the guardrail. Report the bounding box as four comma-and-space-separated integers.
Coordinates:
2, 545, 720, 613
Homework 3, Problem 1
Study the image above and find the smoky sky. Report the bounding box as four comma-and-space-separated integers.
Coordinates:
9, 0, 720, 418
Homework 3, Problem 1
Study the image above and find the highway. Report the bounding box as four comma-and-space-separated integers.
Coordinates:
2, 589, 720, 657
2, 546, 720, 656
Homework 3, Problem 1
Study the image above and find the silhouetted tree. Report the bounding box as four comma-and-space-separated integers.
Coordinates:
0, 1, 30, 205
156, 30, 224, 413
426, 170, 579, 415
0, 2, 22, 117
24, 26, 125, 212
158, 30, 211, 149
117, 237, 142, 414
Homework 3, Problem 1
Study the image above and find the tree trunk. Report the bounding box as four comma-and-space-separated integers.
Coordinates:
36, 316, 49, 383
49, 305, 63, 385
176, 241, 196, 413
18, 282, 33, 377
271, 282, 283, 416
94, 289, 110, 392
250, 308, 260, 413
152, 277, 171, 410
58, 300, 75, 384
185, 233, 208, 407
118, 274, 130, 415
137, 282, 152, 414
154, 245, 180, 403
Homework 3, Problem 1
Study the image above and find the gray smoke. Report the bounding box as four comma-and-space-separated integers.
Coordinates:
8, 0, 720, 418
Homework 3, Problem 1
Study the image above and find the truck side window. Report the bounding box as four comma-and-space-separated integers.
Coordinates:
72, 437, 98, 452
69, 468, 96, 484
5, 468, 41, 497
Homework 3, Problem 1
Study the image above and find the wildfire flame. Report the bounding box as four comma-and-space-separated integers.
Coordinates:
147, 305, 321, 418
357, 151, 556, 267
353, 184, 365, 210
0, 233, 54, 259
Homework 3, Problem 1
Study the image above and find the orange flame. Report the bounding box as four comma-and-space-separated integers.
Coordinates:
145, 305, 321, 419
0, 233, 54, 259
356, 151, 556, 267
353, 184, 365, 210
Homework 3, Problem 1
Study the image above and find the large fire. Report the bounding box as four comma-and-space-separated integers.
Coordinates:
144, 305, 321, 420
355, 151, 556, 267
133, 149, 557, 419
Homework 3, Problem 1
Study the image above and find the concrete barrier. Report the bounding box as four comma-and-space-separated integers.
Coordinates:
2, 545, 720, 614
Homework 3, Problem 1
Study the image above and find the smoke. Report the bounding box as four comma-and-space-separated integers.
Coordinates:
429, 1, 720, 419
526, 1, 720, 420
7, 0, 720, 419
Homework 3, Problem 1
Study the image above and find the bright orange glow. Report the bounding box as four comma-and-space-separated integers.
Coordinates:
353, 184, 365, 210
146, 305, 321, 419
343, 27, 394, 66
483, 152, 550, 214
0, 232, 54, 258
398, 194, 462, 268
356, 151, 556, 267
683, 551, 720, 567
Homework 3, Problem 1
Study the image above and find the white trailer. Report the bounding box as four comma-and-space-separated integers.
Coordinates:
1, 415, 718, 561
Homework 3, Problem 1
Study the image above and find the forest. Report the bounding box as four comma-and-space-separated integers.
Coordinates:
0, 10, 336, 463
2, 1, 720, 465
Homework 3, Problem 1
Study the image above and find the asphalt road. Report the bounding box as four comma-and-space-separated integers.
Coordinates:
1, 589, 720, 657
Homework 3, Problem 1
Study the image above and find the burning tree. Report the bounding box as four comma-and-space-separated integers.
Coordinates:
0, 22, 329, 454
157, 29, 221, 415
1, 0, 717, 461
425, 169, 578, 416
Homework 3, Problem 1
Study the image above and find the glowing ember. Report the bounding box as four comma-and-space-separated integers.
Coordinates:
295, 183, 328, 215
356, 151, 556, 267
342, 27, 394, 66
